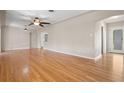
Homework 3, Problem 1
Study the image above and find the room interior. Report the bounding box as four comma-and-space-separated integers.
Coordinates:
0, 10, 124, 82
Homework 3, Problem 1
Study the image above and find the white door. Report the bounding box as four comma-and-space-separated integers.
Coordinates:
112, 29, 123, 53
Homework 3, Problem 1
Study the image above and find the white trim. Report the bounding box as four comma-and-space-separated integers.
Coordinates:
2, 48, 102, 60
4, 47, 30, 51
108, 50, 124, 54
94, 54, 102, 60
44, 48, 100, 60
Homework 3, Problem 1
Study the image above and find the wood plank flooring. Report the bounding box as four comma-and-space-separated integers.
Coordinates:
0, 48, 124, 82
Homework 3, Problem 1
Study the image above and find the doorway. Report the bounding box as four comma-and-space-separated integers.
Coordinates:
40, 32, 48, 49
30, 31, 38, 48
113, 29, 123, 53
101, 26, 104, 54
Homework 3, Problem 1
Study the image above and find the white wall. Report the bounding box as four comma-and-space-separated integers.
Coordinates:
40, 32, 45, 48
40, 32, 48, 48
0, 11, 31, 51
37, 31, 42, 48
1, 10, 124, 57
30, 30, 41, 48
3, 26, 30, 50
0, 11, 6, 52
30, 31, 37, 48
102, 22, 107, 54
43, 11, 124, 59
0, 15, 1, 52
95, 22, 102, 57
107, 21, 124, 53
44, 21, 95, 58
95, 21, 107, 57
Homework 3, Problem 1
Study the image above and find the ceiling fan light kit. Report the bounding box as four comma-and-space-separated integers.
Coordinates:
24, 25, 28, 31
24, 28, 28, 31
34, 22, 39, 25
28, 17, 50, 27
24, 17, 50, 31
33, 17, 40, 25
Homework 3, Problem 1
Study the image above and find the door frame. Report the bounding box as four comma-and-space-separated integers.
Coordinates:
111, 29, 124, 53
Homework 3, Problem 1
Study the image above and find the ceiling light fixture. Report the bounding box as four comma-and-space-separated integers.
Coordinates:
28, 17, 50, 27
34, 17, 40, 25
34, 22, 40, 25
24, 25, 28, 31
24, 28, 28, 31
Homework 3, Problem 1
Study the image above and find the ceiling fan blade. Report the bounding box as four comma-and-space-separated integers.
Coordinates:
40, 22, 50, 24
39, 24, 44, 27
28, 23, 34, 26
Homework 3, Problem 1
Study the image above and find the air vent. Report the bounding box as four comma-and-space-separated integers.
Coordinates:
48, 10, 54, 12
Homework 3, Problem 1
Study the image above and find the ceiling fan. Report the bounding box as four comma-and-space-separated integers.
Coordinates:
28, 17, 50, 27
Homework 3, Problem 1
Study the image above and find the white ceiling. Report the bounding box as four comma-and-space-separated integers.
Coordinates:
103, 15, 124, 23
6, 10, 90, 30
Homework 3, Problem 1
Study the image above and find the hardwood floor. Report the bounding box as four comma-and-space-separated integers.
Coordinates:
0, 48, 124, 82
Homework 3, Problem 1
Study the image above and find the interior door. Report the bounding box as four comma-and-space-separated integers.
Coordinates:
40, 32, 48, 48
113, 29, 123, 51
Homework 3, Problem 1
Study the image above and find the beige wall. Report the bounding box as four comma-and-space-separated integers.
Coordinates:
44, 11, 124, 59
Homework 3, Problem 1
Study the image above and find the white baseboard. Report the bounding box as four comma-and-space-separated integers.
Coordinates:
2, 47, 102, 60
44, 48, 100, 60
4, 47, 30, 51
108, 50, 124, 54
94, 54, 102, 60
